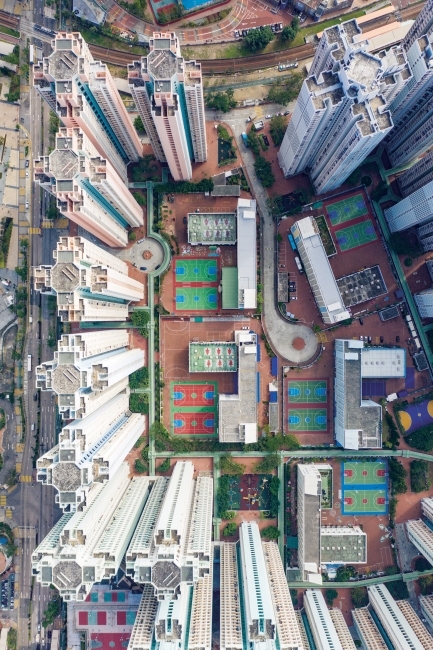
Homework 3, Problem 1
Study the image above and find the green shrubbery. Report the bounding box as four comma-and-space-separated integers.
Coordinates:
154, 178, 214, 195
388, 457, 407, 494
410, 460, 432, 493
260, 526, 280, 540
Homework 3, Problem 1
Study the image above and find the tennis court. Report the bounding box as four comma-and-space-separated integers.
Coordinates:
288, 380, 327, 403
287, 408, 327, 431
335, 220, 377, 252
173, 411, 216, 435
175, 287, 218, 311
342, 489, 388, 515
175, 259, 218, 283
326, 193, 368, 225
171, 382, 217, 407
342, 461, 387, 486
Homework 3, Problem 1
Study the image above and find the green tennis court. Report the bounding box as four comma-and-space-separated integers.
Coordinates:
287, 408, 327, 431
175, 259, 218, 283
342, 489, 388, 515
175, 287, 218, 311
326, 193, 368, 225
288, 380, 327, 403
335, 219, 377, 252
343, 461, 387, 486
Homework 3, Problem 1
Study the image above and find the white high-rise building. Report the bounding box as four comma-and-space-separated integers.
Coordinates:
395, 600, 433, 649
420, 594, 433, 630
297, 464, 322, 583
33, 32, 142, 182
278, 19, 394, 194
36, 391, 144, 511
368, 583, 427, 650
398, 150, 433, 197
421, 496, 433, 522
128, 33, 207, 181
291, 217, 350, 324
32, 463, 151, 600
34, 128, 143, 247
36, 330, 144, 419
352, 607, 388, 650
386, 0, 433, 166
126, 462, 213, 650
406, 519, 433, 566
384, 180, 433, 233
34, 236, 144, 322
415, 287, 433, 318
303, 590, 344, 650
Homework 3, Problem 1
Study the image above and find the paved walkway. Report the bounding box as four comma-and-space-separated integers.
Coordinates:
219, 108, 320, 364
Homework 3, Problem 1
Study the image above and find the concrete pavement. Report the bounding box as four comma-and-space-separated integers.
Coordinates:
212, 107, 320, 365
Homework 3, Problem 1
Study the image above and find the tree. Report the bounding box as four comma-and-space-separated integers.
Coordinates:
260, 525, 280, 540
254, 155, 275, 188
325, 588, 338, 605
223, 522, 237, 537
134, 115, 145, 132
335, 565, 356, 582
206, 89, 236, 113
252, 453, 280, 473
281, 18, 299, 43
158, 458, 170, 472
415, 557, 432, 572
42, 596, 61, 627
388, 457, 407, 494
244, 26, 274, 52
418, 574, 433, 595
269, 115, 288, 146
220, 510, 236, 520
267, 72, 304, 106
407, 425, 433, 452
267, 194, 284, 219
131, 309, 150, 337
386, 580, 409, 600
6, 629, 17, 650
410, 460, 432, 493
218, 453, 245, 476
351, 586, 368, 608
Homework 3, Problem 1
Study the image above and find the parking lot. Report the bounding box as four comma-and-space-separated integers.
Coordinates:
1, 572, 15, 610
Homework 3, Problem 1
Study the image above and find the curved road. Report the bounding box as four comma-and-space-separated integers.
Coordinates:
218, 108, 320, 364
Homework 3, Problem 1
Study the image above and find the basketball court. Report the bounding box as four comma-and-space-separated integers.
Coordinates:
170, 381, 218, 436
227, 474, 272, 511
175, 259, 218, 283
342, 460, 388, 515
397, 398, 433, 434
326, 193, 368, 226
342, 489, 388, 515
287, 380, 327, 403
335, 220, 378, 252
287, 408, 327, 431
175, 287, 218, 311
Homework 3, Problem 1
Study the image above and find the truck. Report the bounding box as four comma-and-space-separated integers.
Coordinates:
27, 354, 32, 372
241, 132, 249, 147
288, 233, 297, 251
246, 113, 256, 123
295, 256, 304, 274
254, 121, 264, 131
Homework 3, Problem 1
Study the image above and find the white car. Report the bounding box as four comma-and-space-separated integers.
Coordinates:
25, 201, 29, 209
265, 114, 271, 119
25, 170, 29, 177
234, 30, 239, 38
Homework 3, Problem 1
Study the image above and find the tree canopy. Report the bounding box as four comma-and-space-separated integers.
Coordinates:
269, 115, 288, 146
206, 88, 237, 113
281, 17, 300, 43
267, 72, 304, 106
254, 155, 275, 188
244, 26, 274, 52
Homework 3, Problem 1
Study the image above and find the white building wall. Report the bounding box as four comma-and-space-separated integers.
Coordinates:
368, 583, 426, 650
407, 519, 433, 566
384, 180, 433, 232
184, 65, 207, 163
415, 289, 433, 318
304, 590, 343, 650
421, 496, 433, 523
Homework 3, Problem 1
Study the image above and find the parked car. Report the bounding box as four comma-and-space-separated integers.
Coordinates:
359, 318, 364, 325
25, 160, 29, 168
380, 336, 384, 343
396, 335, 400, 342
183, 216, 187, 224
25, 170, 29, 177
368, 336, 372, 343
359, 335, 364, 341
262, 135, 270, 147
284, 110, 290, 116
265, 114, 271, 119
234, 30, 239, 38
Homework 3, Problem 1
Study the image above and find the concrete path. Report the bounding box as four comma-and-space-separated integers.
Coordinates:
219, 108, 320, 365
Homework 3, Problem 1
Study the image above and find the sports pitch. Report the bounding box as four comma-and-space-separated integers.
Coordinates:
287, 408, 327, 431
342, 489, 388, 515
170, 382, 218, 437
288, 380, 327, 403
341, 461, 388, 515
343, 461, 387, 486
175, 259, 218, 283
175, 287, 218, 311
335, 220, 377, 252
326, 193, 368, 225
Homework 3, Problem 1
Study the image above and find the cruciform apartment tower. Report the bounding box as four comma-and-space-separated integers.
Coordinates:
128, 32, 207, 181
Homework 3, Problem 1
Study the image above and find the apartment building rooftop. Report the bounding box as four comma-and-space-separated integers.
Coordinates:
49, 47, 79, 80
307, 72, 344, 108
52, 364, 81, 394
147, 48, 177, 80
347, 51, 381, 88
353, 103, 374, 135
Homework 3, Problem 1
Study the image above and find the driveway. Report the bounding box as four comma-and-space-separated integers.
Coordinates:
218, 108, 319, 365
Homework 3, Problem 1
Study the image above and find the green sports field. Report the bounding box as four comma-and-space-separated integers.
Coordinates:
326, 193, 368, 225
175, 287, 218, 311
175, 259, 218, 283
288, 380, 327, 403
335, 220, 377, 252
343, 461, 387, 485
287, 408, 327, 431
342, 489, 387, 514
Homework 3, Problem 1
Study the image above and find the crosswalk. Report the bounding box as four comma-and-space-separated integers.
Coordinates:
29, 227, 41, 235
20, 475, 32, 483
0, 496, 6, 507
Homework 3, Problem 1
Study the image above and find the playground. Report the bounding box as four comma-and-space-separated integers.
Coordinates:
288, 380, 327, 403
175, 258, 218, 283
325, 193, 368, 226
335, 220, 378, 252
397, 399, 433, 434
227, 474, 272, 511
342, 461, 388, 515
175, 287, 218, 311
170, 381, 218, 436
287, 408, 327, 432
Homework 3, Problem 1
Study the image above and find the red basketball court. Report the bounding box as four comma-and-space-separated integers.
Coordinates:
173, 411, 216, 435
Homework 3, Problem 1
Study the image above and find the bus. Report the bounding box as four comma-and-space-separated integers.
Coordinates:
29, 44, 34, 65
241, 132, 249, 147
288, 233, 297, 251
27, 354, 32, 372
